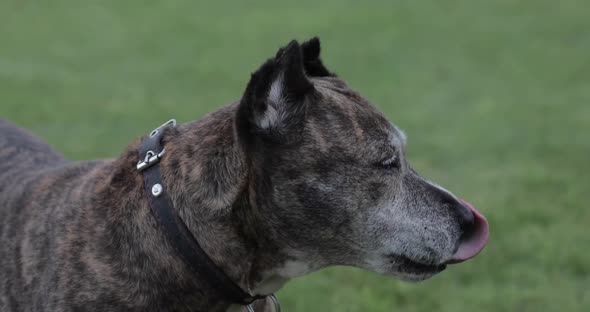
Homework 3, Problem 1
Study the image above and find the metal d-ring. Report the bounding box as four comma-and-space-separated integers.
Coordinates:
245, 294, 280, 312
269, 294, 280, 312
136, 149, 167, 172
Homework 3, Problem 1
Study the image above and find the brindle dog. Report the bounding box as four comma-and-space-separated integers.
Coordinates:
0, 38, 488, 312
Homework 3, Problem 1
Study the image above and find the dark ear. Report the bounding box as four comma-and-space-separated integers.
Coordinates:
301, 37, 335, 77
237, 40, 314, 144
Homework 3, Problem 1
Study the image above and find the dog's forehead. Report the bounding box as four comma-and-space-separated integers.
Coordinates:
311, 77, 405, 151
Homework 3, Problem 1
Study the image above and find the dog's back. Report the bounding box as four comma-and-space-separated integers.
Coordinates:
0, 119, 66, 176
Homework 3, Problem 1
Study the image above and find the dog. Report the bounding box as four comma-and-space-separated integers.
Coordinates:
0, 38, 488, 312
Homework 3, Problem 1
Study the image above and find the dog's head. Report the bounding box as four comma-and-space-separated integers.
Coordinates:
236, 38, 488, 282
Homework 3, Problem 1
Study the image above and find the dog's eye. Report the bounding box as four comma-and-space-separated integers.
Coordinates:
377, 155, 400, 171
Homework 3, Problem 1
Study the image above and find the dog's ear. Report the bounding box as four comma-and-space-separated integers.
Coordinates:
301, 37, 335, 77
237, 40, 314, 144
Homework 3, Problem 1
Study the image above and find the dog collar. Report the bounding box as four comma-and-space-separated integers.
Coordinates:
136, 119, 279, 311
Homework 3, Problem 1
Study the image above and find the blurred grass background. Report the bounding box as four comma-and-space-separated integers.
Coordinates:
1, 0, 588, 311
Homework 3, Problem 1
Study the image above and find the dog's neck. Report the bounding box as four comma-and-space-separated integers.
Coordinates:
105, 104, 290, 310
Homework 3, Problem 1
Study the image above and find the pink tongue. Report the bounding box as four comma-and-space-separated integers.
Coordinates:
449, 199, 489, 263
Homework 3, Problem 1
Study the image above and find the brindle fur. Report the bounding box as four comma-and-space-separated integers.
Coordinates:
0, 38, 474, 312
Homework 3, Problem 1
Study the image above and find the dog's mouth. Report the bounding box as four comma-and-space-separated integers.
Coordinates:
387, 254, 447, 278
399, 257, 447, 275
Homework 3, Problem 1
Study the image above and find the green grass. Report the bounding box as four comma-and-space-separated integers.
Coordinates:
1, 0, 589, 311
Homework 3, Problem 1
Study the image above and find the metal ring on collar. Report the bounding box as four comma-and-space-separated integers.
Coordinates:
245, 294, 280, 312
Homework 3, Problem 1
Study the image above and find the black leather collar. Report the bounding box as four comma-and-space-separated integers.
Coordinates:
136, 119, 266, 307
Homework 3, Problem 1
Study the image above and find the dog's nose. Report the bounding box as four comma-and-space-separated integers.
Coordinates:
456, 202, 475, 239
438, 189, 475, 237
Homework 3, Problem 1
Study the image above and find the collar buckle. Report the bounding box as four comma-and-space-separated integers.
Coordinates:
136, 119, 176, 172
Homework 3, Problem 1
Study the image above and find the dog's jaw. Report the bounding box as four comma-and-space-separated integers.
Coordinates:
251, 258, 313, 293
252, 275, 290, 295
